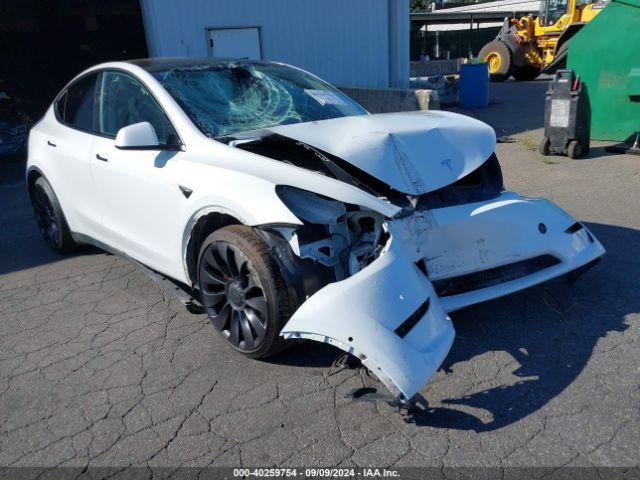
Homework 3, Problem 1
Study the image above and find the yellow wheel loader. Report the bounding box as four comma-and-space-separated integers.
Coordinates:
479, 0, 609, 81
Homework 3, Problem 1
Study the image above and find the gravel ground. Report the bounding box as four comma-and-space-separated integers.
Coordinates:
0, 79, 639, 472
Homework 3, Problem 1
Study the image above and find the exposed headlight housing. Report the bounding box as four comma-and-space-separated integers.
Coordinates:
275, 185, 386, 279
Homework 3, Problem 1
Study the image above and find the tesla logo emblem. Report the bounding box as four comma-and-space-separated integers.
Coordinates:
441, 158, 453, 172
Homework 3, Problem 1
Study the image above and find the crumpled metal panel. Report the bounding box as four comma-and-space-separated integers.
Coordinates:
281, 222, 455, 400
268, 110, 496, 195
280, 192, 605, 400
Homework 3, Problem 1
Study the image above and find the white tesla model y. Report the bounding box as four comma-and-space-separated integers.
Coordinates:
27, 58, 604, 403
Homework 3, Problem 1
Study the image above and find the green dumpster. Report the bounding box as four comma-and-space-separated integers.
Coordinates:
567, 0, 640, 141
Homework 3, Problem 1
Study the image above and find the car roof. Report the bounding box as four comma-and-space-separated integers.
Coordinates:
125, 57, 272, 73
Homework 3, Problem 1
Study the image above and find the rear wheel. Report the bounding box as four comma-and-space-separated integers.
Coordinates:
197, 225, 291, 359
512, 65, 541, 81
479, 40, 513, 82
31, 177, 76, 253
567, 140, 583, 159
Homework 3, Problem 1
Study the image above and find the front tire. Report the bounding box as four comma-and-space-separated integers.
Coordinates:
31, 176, 76, 253
479, 40, 513, 82
197, 225, 292, 359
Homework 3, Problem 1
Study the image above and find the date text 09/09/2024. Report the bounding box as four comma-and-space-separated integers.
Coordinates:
232, 468, 400, 477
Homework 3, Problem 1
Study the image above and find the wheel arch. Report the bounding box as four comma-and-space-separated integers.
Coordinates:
182, 207, 244, 286
26, 166, 46, 203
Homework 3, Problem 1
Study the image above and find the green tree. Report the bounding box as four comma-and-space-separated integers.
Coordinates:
410, 0, 431, 12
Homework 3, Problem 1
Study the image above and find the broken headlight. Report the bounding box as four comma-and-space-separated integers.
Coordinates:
275, 186, 387, 279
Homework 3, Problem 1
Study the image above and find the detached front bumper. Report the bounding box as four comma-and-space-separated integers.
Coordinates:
280, 192, 604, 401
281, 232, 455, 401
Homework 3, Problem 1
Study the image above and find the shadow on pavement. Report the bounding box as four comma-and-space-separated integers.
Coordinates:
579, 145, 620, 161
403, 221, 636, 431
268, 341, 343, 369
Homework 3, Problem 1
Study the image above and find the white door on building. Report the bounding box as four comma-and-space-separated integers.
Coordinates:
208, 28, 261, 60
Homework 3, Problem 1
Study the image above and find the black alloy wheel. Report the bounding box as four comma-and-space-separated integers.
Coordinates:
32, 182, 60, 248
31, 176, 75, 253
199, 240, 270, 353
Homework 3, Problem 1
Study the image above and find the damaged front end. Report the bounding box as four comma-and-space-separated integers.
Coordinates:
234, 111, 604, 403
255, 184, 604, 403
255, 187, 456, 403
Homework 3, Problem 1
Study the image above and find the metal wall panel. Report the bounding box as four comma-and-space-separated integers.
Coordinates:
140, 0, 409, 87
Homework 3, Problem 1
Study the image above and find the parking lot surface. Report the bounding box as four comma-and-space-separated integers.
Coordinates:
1, 79, 639, 470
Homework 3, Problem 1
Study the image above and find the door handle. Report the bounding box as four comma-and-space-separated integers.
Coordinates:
47, 140, 56, 147
96, 154, 109, 162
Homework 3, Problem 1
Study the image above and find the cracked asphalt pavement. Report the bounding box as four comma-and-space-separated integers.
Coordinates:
1, 79, 639, 471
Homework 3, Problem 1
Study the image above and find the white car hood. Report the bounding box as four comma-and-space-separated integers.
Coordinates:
268, 110, 496, 195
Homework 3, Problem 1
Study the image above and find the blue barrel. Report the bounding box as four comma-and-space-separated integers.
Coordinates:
459, 62, 489, 109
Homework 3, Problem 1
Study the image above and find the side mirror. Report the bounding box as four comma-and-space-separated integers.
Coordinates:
115, 122, 160, 150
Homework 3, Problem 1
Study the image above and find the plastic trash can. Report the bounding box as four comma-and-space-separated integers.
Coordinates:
459, 62, 489, 109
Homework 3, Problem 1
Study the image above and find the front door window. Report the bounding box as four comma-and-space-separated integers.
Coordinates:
97, 71, 179, 147
540, 0, 569, 26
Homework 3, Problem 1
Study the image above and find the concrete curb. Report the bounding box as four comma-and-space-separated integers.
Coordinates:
339, 86, 441, 113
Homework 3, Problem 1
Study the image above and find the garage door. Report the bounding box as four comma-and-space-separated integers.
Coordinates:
208, 27, 261, 60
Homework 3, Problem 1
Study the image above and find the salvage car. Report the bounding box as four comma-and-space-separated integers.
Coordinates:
26, 58, 605, 404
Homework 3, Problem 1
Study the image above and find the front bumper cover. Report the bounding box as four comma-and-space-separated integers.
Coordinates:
280, 192, 605, 401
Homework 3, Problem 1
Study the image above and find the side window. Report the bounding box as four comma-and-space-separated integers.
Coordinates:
97, 71, 179, 146
59, 73, 99, 131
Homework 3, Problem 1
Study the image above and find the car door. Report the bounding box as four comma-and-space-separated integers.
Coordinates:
90, 70, 186, 278
44, 72, 102, 236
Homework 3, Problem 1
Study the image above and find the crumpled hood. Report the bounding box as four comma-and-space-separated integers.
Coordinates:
268, 110, 496, 195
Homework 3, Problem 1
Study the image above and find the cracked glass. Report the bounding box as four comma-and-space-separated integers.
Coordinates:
152, 62, 367, 138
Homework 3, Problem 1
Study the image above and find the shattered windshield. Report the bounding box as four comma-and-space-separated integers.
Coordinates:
153, 62, 368, 138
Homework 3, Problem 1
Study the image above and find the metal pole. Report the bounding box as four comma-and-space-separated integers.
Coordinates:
468, 14, 473, 59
